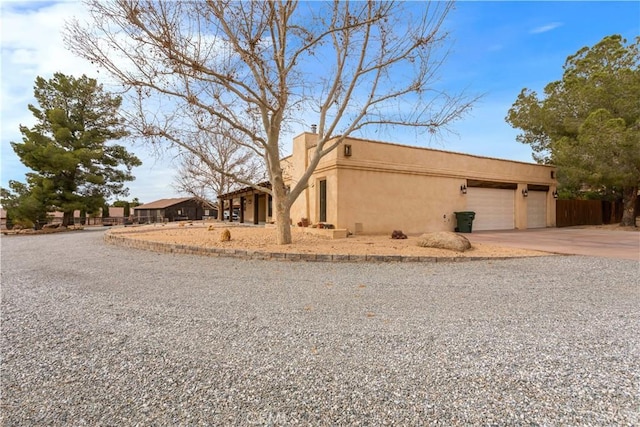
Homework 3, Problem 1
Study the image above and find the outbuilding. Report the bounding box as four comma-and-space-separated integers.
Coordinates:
133, 197, 216, 223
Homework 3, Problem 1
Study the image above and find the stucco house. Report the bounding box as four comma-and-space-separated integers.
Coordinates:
219, 132, 557, 234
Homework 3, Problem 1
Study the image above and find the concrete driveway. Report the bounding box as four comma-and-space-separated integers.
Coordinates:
467, 227, 639, 260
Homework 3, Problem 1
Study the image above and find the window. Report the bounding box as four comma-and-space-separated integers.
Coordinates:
319, 179, 327, 222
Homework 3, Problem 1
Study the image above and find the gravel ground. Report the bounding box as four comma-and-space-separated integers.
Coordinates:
1, 229, 639, 426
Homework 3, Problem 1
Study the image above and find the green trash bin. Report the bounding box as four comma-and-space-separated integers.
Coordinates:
454, 211, 476, 233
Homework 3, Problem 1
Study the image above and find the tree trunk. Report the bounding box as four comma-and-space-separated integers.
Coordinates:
620, 186, 638, 227
217, 199, 223, 222
62, 211, 73, 227
272, 182, 292, 245
266, 134, 292, 244
274, 204, 292, 244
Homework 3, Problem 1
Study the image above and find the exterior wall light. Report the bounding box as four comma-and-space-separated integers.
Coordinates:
553, 190, 559, 199
460, 185, 467, 194
344, 144, 352, 157
522, 188, 529, 197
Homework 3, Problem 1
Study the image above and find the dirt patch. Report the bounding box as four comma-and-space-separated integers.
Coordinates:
109, 222, 552, 258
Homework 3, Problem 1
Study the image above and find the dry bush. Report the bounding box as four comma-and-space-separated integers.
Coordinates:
220, 229, 231, 242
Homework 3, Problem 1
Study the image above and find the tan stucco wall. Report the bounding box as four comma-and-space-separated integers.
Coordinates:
336, 168, 467, 234
287, 134, 557, 234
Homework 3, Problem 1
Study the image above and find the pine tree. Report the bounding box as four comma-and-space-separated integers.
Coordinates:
8, 73, 141, 226
506, 35, 639, 226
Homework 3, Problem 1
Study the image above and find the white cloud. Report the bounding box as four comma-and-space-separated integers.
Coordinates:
1, 2, 98, 183
0, 1, 180, 202
1, 1, 99, 125
530, 22, 563, 34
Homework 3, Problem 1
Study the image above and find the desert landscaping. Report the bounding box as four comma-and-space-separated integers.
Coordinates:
107, 221, 552, 259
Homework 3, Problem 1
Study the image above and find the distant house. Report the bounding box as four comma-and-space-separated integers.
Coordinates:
133, 197, 217, 223
49, 207, 125, 226
108, 207, 126, 219
49, 210, 83, 224
2, 206, 131, 229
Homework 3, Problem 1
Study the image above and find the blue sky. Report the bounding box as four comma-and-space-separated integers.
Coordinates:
1, 1, 638, 203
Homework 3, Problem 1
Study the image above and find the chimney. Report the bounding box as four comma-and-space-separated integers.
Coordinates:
310, 124, 317, 134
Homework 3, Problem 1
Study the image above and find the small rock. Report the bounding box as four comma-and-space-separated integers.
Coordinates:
391, 230, 407, 239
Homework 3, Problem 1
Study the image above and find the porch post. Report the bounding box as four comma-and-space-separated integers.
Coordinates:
239, 196, 245, 223
228, 198, 233, 222
253, 193, 259, 225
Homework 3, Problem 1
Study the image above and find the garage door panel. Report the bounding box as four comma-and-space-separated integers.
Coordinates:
466, 188, 515, 231
527, 191, 547, 228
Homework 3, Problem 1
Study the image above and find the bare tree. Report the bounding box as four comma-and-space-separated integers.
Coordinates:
66, 0, 474, 244
173, 130, 264, 218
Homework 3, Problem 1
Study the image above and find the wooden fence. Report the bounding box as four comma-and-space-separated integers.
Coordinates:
556, 199, 633, 227
50, 216, 127, 226
556, 200, 603, 227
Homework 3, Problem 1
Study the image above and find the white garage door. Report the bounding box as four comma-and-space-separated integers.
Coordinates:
466, 188, 515, 231
527, 191, 547, 228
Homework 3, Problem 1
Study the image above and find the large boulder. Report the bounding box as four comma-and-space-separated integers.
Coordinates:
416, 231, 472, 252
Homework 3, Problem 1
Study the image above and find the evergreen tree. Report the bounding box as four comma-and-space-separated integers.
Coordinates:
0, 178, 51, 229
506, 35, 639, 226
9, 73, 141, 226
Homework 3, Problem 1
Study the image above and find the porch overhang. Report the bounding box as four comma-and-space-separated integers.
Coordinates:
218, 181, 272, 224
217, 181, 272, 201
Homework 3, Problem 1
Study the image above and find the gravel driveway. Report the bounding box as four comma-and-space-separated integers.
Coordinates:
2, 229, 638, 425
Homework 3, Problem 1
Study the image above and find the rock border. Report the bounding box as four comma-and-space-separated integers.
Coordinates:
104, 230, 538, 263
